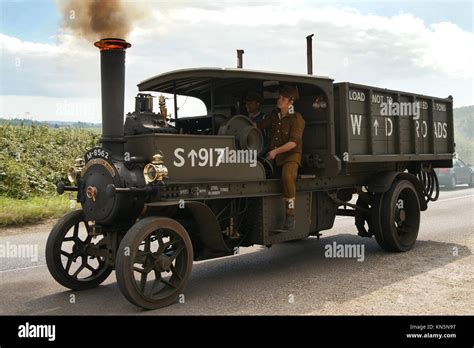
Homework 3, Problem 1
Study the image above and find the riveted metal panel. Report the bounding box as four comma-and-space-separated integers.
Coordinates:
260, 192, 311, 244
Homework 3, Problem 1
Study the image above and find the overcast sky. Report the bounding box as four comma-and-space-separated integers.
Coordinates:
0, 0, 473, 122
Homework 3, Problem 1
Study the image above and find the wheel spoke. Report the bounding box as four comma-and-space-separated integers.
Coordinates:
156, 231, 166, 253
73, 223, 79, 238
84, 235, 92, 245
150, 231, 162, 243
169, 244, 184, 262
170, 263, 182, 280
149, 269, 163, 296
82, 220, 90, 234
139, 271, 148, 291
71, 250, 81, 260
133, 266, 146, 274
163, 237, 180, 250
144, 236, 151, 253
72, 264, 85, 279
65, 257, 73, 273
72, 237, 82, 246
84, 263, 96, 272
160, 277, 177, 289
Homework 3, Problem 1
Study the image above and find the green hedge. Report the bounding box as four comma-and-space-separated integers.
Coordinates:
0, 124, 99, 199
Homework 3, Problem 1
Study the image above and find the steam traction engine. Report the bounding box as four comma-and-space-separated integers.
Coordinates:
46, 38, 454, 309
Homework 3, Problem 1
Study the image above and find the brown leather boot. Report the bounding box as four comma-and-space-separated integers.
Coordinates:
272, 198, 296, 233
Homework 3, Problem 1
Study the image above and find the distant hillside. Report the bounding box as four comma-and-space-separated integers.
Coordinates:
454, 105, 474, 164
0, 118, 100, 129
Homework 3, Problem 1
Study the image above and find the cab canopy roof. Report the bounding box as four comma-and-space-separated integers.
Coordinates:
138, 67, 332, 98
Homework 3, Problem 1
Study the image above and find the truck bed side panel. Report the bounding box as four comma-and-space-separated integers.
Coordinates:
334, 82, 454, 168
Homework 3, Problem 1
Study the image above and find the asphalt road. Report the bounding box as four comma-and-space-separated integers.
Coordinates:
0, 187, 473, 315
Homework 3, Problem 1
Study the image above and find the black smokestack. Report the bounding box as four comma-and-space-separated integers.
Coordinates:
94, 38, 131, 155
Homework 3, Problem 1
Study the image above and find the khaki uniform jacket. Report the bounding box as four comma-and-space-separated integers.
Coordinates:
257, 108, 305, 166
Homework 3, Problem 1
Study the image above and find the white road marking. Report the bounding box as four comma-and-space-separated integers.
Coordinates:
0, 264, 46, 274
432, 194, 474, 203
34, 307, 63, 315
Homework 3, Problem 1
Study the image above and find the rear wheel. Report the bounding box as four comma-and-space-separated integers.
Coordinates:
377, 180, 420, 252
115, 217, 193, 309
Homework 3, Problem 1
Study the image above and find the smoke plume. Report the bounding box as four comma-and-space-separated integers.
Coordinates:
59, 0, 149, 40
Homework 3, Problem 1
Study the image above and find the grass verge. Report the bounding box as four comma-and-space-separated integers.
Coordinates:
0, 195, 73, 227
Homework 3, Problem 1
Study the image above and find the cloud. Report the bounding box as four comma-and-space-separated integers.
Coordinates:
152, 4, 473, 78
0, 1, 472, 122
0, 33, 98, 98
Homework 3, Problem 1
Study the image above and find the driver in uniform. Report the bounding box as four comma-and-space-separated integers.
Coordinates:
256, 85, 305, 231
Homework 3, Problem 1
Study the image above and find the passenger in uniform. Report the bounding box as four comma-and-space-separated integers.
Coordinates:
245, 91, 270, 155
256, 85, 305, 231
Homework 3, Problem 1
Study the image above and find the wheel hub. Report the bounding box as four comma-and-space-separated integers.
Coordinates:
398, 209, 406, 222
155, 254, 172, 272
72, 240, 88, 254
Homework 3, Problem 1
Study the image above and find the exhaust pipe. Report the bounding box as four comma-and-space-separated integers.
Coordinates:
237, 49, 244, 68
306, 34, 314, 75
94, 38, 131, 155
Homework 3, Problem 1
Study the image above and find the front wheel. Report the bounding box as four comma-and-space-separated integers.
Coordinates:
115, 217, 193, 310
45, 210, 112, 290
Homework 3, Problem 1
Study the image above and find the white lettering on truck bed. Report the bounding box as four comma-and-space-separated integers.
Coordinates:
350, 114, 362, 135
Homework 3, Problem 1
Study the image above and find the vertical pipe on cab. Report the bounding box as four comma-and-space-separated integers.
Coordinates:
94, 38, 131, 155
237, 49, 244, 68
173, 83, 178, 122
306, 34, 314, 75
